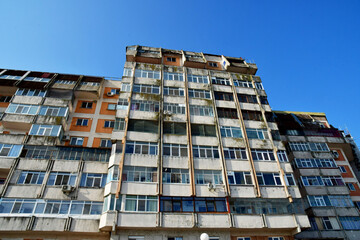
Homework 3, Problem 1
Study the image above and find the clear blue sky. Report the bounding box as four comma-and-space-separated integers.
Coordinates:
1, 1, 360, 144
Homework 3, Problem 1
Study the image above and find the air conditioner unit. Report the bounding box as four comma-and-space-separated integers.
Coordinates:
62, 185, 75, 194
332, 150, 339, 159
63, 135, 70, 141
207, 182, 215, 191
107, 92, 115, 96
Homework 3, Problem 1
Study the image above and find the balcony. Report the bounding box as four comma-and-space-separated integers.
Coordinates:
18, 71, 54, 89
224, 57, 258, 75
126, 46, 162, 64
1, 114, 35, 131
183, 51, 206, 68
0, 69, 27, 86
0, 134, 26, 144
117, 212, 157, 228
75, 76, 103, 99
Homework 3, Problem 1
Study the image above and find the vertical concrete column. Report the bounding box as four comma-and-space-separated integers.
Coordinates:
228, 73, 261, 198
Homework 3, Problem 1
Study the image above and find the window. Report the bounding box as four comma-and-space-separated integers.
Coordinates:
268, 238, 284, 240
164, 72, 184, 81
125, 141, 158, 155
128, 120, 158, 133
189, 105, 214, 116
81, 101, 93, 109
191, 124, 216, 137
128, 237, 144, 240
217, 107, 238, 119
220, 126, 242, 138
107, 103, 116, 110
0, 96, 11, 102
6, 103, 39, 115
256, 173, 282, 186
322, 176, 345, 186
76, 118, 88, 126
24, 76, 50, 82
70, 137, 84, 146
251, 149, 275, 161
121, 83, 131, 92
309, 217, 318, 230
242, 110, 263, 121
163, 86, 185, 96
193, 145, 219, 158
238, 94, 257, 103
233, 80, 253, 88
209, 62, 218, 67
103, 194, 121, 212
289, 142, 329, 152
301, 176, 324, 186
347, 183, 356, 191
163, 168, 189, 184
164, 122, 186, 135
329, 195, 353, 207
320, 217, 333, 230
107, 166, 119, 183
187, 74, 208, 84
259, 96, 269, 104
168, 237, 182, 240
309, 142, 329, 152
47, 172, 77, 186
0, 144, 23, 158
339, 217, 360, 230
212, 77, 231, 86
339, 166, 347, 173
307, 195, 331, 207
80, 81, 100, 86
0, 199, 102, 215
277, 151, 289, 162
114, 118, 125, 131
295, 158, 337, 168
15, 88, 46, 97
163, 144, 188, 157
123, 68, 133, 77
237, 238, 251, 240
131, 99, 159, 112
166, 57, 176, 62
188, 89, 211, 99
255, 82, 264, 90
29, 124, 62, 137
214, 91, 233, 101
39, 106, 68, 117
122, 166, 157, 182
246, 128, 269, 139
195, 170, 223, 185
133, 84, 160, 94
0, 74, 22, 80
265, 112, 275, 122
117, 98, 129, 110
160, 197, 227, 213
228, 171, 252, 185
163, 102, 186, 115
104, 120, 115, 128
100, 139, 112, 148
134, 69, 160, 79
17, 171, 45, 185
125, 195, 157, 212
80, 173, 107, 187
56, 80, 75, 85
285, 174, 296, 186
223, 148, 247, 160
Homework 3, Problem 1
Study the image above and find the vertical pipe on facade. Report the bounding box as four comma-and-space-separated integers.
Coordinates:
228, 73, 261, 198
206, 70, 231, 196
115, 63, 135, 198
251, 75, 292, 202
183, 63, 196, 196
0, 158, 19, 197
158, 52, 164, 195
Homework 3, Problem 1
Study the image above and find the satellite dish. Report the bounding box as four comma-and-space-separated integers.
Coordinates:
200, 233, 209, 240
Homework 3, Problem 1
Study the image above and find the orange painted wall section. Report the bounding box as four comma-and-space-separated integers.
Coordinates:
339, 165, 354, 178
103, 87, 120, 99
64, 137, 88, 147
0, 102, 10, 108
349, 182, 360, 196
163, 55, 181, 66
100, 102, 116, 115
75, 100, 96, 114
69, 118, 92, 132
96, 119, 114, 133
206, 61, 222, 70
92, 137, 101, 148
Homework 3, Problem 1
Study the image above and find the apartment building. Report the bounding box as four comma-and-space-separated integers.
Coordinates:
0, 45, 317, 240
275, 111, 360, 240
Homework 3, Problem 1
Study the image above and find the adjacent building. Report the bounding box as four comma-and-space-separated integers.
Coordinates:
0, 45, 358, 240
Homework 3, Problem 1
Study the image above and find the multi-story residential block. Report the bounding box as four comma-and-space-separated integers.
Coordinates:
275, 111, 360, 240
